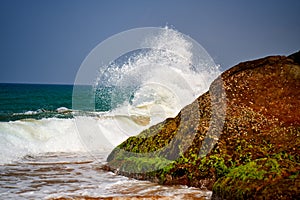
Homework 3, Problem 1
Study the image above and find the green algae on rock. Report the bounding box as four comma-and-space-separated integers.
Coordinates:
105, 51, 300, 199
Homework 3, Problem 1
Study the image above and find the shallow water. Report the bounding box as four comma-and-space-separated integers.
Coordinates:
0, 152, 211, 199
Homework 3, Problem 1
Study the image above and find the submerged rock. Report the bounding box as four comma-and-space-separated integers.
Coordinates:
105, 51, 300, 199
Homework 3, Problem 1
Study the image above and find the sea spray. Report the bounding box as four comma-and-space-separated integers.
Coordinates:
85, 27, 227, 175
93, 27, 219, 118
74, 27, 221, 150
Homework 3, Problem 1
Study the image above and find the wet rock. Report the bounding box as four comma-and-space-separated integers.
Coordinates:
105, 51, 300, 199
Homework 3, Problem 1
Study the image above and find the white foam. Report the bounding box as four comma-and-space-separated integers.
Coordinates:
0, 118, 89, 164
56, 107, 71, 113
0, 114, 152, 165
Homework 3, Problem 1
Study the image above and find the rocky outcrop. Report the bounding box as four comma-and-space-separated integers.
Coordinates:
104, 51, 300, 199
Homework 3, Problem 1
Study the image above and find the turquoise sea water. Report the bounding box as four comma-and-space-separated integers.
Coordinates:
0, 83, 74, 121
0, 83, 135, 122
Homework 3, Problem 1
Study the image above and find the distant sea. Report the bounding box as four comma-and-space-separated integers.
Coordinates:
0, 83, 74, 122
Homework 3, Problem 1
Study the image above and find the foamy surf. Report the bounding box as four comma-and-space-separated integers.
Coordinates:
0, 151, 211, 199
0, 113, 156, 165
0, 118, 86, 164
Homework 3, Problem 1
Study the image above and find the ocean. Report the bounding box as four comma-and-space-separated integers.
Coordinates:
0, 83, 212, 199
0, 28, 220, 199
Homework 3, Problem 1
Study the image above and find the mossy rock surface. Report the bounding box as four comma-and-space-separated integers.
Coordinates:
104, 51, 300, 199
212, 156, 300, 199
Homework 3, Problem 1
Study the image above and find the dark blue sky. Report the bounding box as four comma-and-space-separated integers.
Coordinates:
1, 0, 299, 84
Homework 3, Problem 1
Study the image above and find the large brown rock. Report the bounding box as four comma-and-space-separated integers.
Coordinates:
105, 51, 300, 199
